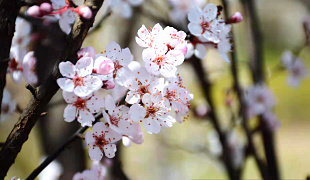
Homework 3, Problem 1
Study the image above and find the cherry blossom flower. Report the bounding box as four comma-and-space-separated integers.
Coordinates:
85, 122, 122, 160
22, 51, 38, 84
136, 23, 163, 48
62, 91, 104, 127
96, 41, 133, 86
1, 89, 16, 123
187, 4, 220, 43
78, 47, 96, 60
129, 93, 175, 134
7, 47, 25, 83
185, 41, 207, 59
57, 57, 102, 97
12, 17, 31, 50
217, 23, 232, 62
109, 0, 144, 19
281, 51, 308, 87
50, 0, 76, 34
125, 67, 165, 104
93, 56, 114, 75
142, 45, 184, 78
245, 84, 276, 118
73, 161, 106, 180
228, 12, 243, 24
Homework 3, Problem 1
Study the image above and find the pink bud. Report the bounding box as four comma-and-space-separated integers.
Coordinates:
175, 43, 188, 56
40, 3, 52, 14
229, 12, 243, 24
27, 5, 42, 18
77, 6, 92, 20
77, 47, 96, 59
102, 80, 115, 90
195, 104, 208, 117
97, 59, 114, 75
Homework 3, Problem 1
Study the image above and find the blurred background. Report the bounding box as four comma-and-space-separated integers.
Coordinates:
1, 0, 310, 179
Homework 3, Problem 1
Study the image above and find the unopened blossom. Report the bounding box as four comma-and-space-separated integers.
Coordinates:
142, 45, 184, 78
129, 93, 175, 134
228, 12, 243, 24
96, 41, 133, 86
93, 56, 114, 75
281, 51, 308, 87
57, 57, 102, 97
76, 6, 93, 20
62, 91, 104, 127
22, 51, 38, 84
73, 161, 106, 180
245, 84, 276, 118
125, 67, 164, 104
85, 122, 122, 160
187, 4, 221, 43
109, 0, 144, 19
1, 89, 16, 123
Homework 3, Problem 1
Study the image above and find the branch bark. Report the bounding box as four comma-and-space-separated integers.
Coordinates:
221, 1, 269, 179
0, 0, 22, 119
0, 0, 105, 178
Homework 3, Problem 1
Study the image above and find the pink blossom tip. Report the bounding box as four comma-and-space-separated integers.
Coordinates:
77, 6, 92, 20
229, 12, 243, 24
27, 5, 42, 18
102, 80, 115, 90
97, 59, 114, 75
39, 3, 52, 14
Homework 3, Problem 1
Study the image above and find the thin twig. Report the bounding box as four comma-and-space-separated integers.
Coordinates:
26, 113, 103, 180
222, 0, 269, 179
26, 84, 37, 99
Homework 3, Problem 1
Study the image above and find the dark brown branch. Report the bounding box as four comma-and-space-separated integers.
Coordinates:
242, 0, 280, 179
0, 0, 23, 120
26, 113, 103, 180
189, 56, 239, 180
0, 0, 105, 178
26, 84, 38, 99
222, 1, 269, 179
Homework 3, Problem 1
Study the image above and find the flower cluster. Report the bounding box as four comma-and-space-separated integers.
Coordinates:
186, 4, 242, 61
57, 23, 192, 161
281, 51, 308, 87
27, 1, 92, 34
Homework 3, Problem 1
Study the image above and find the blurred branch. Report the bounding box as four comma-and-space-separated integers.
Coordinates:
222, 1, 269, 179
189, 56, 240, 180
0, 0, 105, 178
0, 0, 22, 120
26, 113, 103, 180
0, 143, 3, 148
242, 0, 280, 179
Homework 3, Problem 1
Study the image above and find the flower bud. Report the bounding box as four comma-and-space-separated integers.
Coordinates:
77, 6, 92, 20
27, 5, 42, 18
96, 58, 114, 75
229, 12, 243, 24
40, 3, 52, 14
102, 80, 115, 89
175, 43, 188, 56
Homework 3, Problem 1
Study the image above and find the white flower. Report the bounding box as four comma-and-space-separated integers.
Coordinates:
73, 161, 106, 180
57, 57, 102, 97
125, 67, 165, 104
12, 17, 31, 49
1, 89, 16, 123
85, 122, 122, 160
78, 47, 96, 60
245, 84, 276, 118
62, 91, 104, 127
136, 23, 163, 48
129, 93, 175, 134
142, 46, 184, 78
187, 4, 220, 43
185, 41, 207, 59
22, 51, 38, 84
109, 0, 144, 19
96, 41, 133, 86
281, 51, 308, 87
217, 23, 232, 62
8, 46, 26, 83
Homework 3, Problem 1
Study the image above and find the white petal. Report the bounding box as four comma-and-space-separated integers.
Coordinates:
105, 95, 116, 112
188, 6, 203, 23
129, 104, 146, 122
188, 22, 203, 36
143, 117, 161, 134
125, 91, 141, 104
195, 44, 207, 59
202, 4, 218, 20
59, 61, 75, 78
57, 78, 74, 92
220, 53, 230, 63
76, 57, 93, 77
89, 146, 103, 161
86, 95, 104, 113
142, 93, 152, 106
121, 3, 132, 19
85, 131, 95, 146
62, 90, 78, 103
77, 109, 95, 127
92, 122, 108, 136
63, 105, 77, 122
103, 144, 117, 158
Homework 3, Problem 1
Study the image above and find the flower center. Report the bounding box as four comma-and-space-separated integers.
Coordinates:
256, 95, 265, 104
74, 98, 86, 109
154, 55, 166, 66
113, 60, 123, 78
138, 85, 150, 95
165, 90, 176, 101
200, 21, 210, 34
146, 106, 159, 117
8, 58, 21, 71
94, 134, 108, 150
292, 67, 301, 76
73, 76, 84, 86
109, 115, 120, 127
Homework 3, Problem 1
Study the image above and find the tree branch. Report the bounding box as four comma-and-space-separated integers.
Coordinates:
0, 0, 105, 178
242, 0, 280, 179
0, 0, 23, 120
221, 1, 269, 179
26, 113, 103, 180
